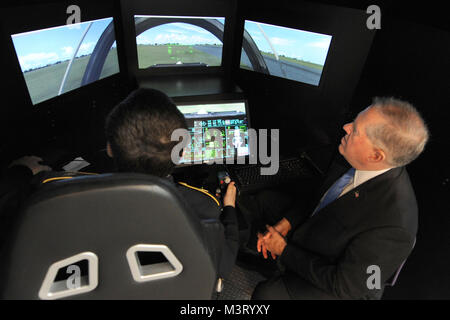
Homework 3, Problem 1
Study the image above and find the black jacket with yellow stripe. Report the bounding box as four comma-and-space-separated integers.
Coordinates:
175, 181, 239, 278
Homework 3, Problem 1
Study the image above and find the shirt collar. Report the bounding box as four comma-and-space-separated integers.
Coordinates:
352, 167, 392, 189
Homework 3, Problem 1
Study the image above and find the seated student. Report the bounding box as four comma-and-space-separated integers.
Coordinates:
104, 88, 239, 278
251, 97, 429, 300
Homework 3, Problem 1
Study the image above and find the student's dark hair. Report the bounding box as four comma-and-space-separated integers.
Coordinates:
105, 88, 187, 177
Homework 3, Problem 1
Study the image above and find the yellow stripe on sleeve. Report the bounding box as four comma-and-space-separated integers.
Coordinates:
42, 177, 74, 184
177, 182, 220, 207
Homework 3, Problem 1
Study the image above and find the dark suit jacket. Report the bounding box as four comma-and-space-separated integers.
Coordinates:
281, 160, 418, 300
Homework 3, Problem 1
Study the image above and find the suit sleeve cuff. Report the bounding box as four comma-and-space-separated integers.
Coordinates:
280, 242, 312, 277
284, 210, 305, 230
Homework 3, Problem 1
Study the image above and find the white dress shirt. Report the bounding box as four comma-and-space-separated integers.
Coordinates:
339, 167, 392, 198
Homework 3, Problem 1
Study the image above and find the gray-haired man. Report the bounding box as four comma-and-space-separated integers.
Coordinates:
253, 97, 429, 300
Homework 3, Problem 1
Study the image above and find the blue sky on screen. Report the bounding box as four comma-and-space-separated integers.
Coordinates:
244, 20, 332, 65
135, 16, 225, 46
11, 17, 115, 72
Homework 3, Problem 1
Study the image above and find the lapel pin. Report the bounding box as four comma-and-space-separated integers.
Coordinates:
354, 191, 359, 198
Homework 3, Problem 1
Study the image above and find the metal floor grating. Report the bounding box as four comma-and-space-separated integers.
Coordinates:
215, 264, 267, 300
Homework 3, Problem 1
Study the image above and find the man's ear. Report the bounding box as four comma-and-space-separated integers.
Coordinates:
368, 148, 385, 163
106, 142, 113, 158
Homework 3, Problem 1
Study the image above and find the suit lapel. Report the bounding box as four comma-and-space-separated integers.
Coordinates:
313, 185, 368, 218
310, 166, 403, 220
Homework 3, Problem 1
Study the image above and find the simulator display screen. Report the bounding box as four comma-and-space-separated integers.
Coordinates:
11, 17, 120, 105
135, 15, 225, 69
240, 20, 332, 86
177, 101, 249, 164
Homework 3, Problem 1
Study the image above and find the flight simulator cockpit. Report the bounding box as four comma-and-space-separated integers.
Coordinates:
1, 0, 444, 303
0, 0, 379, 301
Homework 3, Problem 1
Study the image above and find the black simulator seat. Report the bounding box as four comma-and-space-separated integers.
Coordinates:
0, 173, 219, 299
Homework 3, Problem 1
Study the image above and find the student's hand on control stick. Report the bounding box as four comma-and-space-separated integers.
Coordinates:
223, 181, 237, 208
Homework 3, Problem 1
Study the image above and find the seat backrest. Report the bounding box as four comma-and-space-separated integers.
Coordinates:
0, 173, 217, 299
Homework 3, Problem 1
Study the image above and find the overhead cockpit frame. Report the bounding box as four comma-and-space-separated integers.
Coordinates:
82, 16, 271, 84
